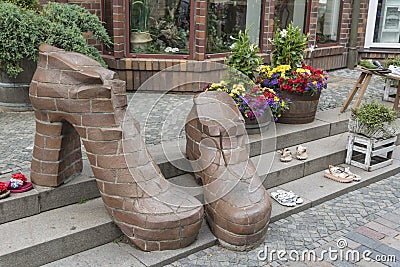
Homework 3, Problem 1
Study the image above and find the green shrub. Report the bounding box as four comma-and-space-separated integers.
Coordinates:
351, 101, 397, 133
0, 0, 39, 10
384, 57, 400, 68
0, 2, 112, 78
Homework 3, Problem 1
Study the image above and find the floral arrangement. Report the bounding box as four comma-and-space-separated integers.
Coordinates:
9, 172, 27, 189
203, 82, 288, 121
258, 64, 328, 95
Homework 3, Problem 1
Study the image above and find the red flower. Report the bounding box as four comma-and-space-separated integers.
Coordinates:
12, 172, 27, 182
0, 182, 7, 192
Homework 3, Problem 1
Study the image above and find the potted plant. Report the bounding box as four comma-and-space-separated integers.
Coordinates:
130, 0, 153, 49
203, 81, 288, 133
226, 29, 263, 82
0, 2, 112, 110
259, 23, 329, 124
349, 101, 397, 139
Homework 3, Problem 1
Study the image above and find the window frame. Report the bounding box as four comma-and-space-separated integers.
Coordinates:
365, 0, 400, 49
315, 0, 343, 48
125, 0, 195, 59
205, 0, 263, 58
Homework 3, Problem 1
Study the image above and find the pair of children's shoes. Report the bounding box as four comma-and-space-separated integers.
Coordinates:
278, 145, 308, 162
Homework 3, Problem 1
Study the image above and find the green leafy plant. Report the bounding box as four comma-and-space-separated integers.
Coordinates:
130, 0, 152, 32
270, 22, 308, 68
384, 57, 400, 68
350, 101, 397, 138
0, 0, 39, 10
0, 2, 112, 78
226, 29, 263, 81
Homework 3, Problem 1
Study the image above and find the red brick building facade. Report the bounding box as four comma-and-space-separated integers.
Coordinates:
44, 0, 400, 91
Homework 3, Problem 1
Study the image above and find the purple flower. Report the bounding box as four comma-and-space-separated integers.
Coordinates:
270, 79, 278, 86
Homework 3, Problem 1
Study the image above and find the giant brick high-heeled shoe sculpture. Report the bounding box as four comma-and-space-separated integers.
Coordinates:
185, 91, 272, 250
29, 44, 204, 251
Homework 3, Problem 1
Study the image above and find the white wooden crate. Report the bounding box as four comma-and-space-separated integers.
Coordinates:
345, 133, 396, 171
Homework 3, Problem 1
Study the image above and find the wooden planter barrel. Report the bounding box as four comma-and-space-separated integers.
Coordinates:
277, 90, 321, 124
244, 111, 271, 134
0, 59, 36, 111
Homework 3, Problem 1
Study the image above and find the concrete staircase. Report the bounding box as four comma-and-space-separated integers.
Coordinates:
1, 107, 400, 267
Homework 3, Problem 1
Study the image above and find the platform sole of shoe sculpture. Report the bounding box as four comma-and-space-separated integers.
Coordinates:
29, 44, 204, 251
185, 91, 272, 251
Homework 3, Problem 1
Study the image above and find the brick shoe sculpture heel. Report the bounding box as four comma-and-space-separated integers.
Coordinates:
185, 91, 272, 251
29, 44, 204, 251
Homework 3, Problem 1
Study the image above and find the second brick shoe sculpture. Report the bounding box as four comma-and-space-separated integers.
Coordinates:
29, 44, 204, 251
185, 91, 272, 250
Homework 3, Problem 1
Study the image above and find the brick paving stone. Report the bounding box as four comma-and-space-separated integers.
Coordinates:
380, 237, 400, 252
374, 244, 400, 261
355, 226, 386, 240
381, 214, 400, 225
346, 232, 383, 250
366, 222, 400, 238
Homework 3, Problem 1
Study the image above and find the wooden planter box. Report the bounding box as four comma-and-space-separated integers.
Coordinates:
345, 133, 397, 171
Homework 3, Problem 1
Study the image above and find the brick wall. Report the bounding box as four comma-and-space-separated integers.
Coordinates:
41, 0, 400, 91
260, 1, 275, 53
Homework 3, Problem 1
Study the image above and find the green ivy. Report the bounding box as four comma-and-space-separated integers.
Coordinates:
351, 101, 397, 132
0, 2, 112, 78
225, 30, 263, 81
270, 22, 308, 68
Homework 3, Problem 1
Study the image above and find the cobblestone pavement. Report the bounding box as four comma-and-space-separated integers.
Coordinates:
168, 175, 400, 267
0, 68, 399, 266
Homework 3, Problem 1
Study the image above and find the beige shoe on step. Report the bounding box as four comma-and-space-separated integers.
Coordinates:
279, 148, 293, 162
296, 145, 308, 160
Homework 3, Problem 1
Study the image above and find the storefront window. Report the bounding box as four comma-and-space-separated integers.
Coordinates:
206, 0, 262, 54
129, 0, 190, 54
373, 0, 400, 43
274, 0, 308, 33
316, 0, 341, 45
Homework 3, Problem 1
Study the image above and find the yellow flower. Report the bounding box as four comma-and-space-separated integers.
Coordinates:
312, 81, 317, 85
282, 101, 285, 107
274, 96, 279, 102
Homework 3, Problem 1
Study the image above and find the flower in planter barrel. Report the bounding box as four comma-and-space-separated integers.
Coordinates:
258, 64, 328, 96
279, 65, 329, 95
204, 82, 287, 122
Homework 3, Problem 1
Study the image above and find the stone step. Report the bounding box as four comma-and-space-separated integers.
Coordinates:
268, 147, 400, 222
168, 132, 350, 196
150, 107, 351, 179
0, 160, 99, 225
0, 198, 122, 267
42, 148, 400, 267
43, 221, 217, 267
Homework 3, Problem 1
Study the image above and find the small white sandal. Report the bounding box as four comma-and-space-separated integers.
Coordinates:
296, 145, 308, 160
271, 191, 296, 207
276, 190, 304, 204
